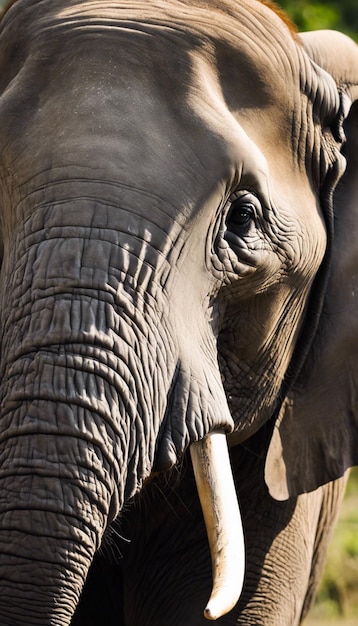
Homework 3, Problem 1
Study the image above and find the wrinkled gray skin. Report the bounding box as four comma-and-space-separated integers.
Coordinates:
0, 1, 358, 625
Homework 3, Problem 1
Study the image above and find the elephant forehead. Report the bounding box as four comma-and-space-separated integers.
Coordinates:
0, 43, 244, 214
3, 0, 299, 111
0, 1, 341, 206
0, 4, 293, 172
29, 0, 299, 104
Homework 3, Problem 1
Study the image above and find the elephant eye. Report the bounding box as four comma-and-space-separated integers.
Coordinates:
226, 194, 257, 236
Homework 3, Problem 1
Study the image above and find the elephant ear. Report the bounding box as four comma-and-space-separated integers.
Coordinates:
266, 31, 358, 500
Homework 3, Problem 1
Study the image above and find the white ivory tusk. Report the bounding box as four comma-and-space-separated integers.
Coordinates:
190, 432, 245, 621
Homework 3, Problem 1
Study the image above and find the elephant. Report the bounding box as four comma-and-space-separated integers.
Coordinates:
0, 1, 357, 625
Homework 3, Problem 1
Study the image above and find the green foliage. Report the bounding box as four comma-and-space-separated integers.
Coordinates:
305, 468, 358, 624
345, 466, 358, 496
278, 0, 358, 40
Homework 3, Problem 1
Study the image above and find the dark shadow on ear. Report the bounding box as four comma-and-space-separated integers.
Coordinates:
266, 51, 358, 500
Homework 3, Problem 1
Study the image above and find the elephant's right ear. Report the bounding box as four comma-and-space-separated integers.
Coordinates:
266, 30, 358, 500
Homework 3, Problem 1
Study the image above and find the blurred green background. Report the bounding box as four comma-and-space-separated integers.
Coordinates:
279, 0, 358, 41
0, 0, 357, 624
303, 469, 358, 625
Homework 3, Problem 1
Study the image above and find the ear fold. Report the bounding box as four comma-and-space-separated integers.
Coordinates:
265, 31, 358, 500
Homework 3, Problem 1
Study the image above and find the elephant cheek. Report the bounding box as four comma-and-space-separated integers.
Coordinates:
190, 432, 245, 620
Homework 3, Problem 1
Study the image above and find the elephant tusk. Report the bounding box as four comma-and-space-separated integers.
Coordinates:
190, 432, 245, 621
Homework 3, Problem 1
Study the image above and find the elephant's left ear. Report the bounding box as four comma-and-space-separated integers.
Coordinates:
266, 30, 358, 500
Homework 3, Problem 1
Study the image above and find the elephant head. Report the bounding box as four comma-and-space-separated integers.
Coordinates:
0, 1, 357, 624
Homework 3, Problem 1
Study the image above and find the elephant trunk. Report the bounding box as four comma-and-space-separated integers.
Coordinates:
191, 433, 245, 621
0, 245, 158, 621
0, 454, 111, 623
0, 328, 151, 623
